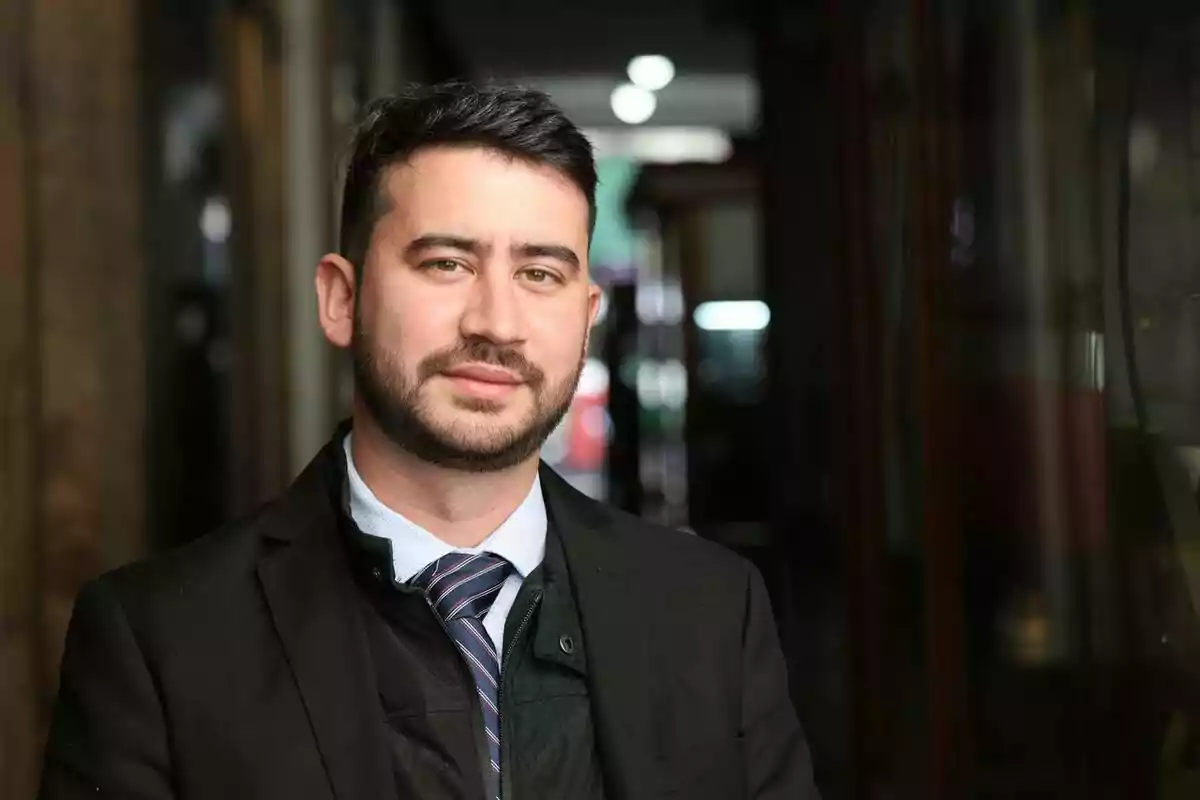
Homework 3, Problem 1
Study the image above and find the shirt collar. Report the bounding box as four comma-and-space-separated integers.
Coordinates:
342, 434, 546, 582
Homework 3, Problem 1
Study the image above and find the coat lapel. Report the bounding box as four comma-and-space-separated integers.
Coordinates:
257, 448, 392, 800
541, 466, 656, 800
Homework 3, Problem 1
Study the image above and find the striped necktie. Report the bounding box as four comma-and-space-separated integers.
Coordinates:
410, 551, 513, 799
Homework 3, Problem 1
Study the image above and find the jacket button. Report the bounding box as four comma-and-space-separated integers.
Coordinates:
371, 567, 383, 581
559, 634, 575, 655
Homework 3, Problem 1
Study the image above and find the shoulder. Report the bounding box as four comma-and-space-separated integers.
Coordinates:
603, 502, 749, 579
86, 500, 282, 630
94, 451, 337, 618
542, 467, 753, 599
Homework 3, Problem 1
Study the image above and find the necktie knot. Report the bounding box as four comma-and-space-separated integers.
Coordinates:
410, 551, 512, 623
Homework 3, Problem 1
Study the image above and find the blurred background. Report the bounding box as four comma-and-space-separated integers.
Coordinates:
7, 0, 1200, 797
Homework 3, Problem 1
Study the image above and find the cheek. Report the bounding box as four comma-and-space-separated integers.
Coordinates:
532, 312, 588, 371
371, 282, 460, 356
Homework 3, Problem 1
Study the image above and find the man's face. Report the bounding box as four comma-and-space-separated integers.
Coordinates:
351, 146, 598, 472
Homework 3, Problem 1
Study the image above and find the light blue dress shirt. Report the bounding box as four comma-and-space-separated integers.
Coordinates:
343, 435, 547, 662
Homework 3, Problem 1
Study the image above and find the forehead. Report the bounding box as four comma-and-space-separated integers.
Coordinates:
378, 146, 590, 244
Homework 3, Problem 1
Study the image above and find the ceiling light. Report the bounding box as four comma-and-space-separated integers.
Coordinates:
584, 127, 734, 164
610, 83, 656, 125
627, 55, 675, 91
693, 301, 771, 332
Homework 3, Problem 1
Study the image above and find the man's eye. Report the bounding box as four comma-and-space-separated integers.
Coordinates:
423, 259, 462, 273
523, 268, 559, 284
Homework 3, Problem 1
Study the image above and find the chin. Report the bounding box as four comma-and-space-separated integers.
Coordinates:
432, 426, 541, 468
433, 415, 530, 444
442, 389, 535, 417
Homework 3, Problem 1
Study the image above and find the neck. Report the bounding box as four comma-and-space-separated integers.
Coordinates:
348, 408, 540, 549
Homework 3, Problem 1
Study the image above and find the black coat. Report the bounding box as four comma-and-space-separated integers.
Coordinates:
39, 435, 820, 800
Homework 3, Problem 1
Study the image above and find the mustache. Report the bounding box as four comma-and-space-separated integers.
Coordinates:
418, 339, 544, 386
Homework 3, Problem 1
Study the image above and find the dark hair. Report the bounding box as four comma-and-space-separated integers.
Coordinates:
338, 82, 596, 274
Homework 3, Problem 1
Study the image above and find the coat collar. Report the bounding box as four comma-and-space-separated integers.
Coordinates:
255, 431, 395, 800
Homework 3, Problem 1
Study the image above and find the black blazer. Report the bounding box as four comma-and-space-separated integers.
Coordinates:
39, 440, 820, 799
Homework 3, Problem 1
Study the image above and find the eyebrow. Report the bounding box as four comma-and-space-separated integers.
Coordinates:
405, 234, 581, 273
514, 242, 580, 272
405, 234, 484, 259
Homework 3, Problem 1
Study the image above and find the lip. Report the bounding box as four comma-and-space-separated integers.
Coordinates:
441, 364, 524, 385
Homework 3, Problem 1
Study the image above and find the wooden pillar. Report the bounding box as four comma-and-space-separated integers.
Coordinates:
753, 2, 853, 794
825, 2, 892, 797
1, 0, 145, 795
910, 0, 969, 795
282, 0, 335, 476
1, 0, 39, 793
755, 5, 837, 556
221, 1, 290, 512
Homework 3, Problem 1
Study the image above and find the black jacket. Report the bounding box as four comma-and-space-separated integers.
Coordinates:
39, 434, 820, 799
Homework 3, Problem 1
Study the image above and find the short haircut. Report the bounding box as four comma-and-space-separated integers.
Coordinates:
337, 81, 596, 275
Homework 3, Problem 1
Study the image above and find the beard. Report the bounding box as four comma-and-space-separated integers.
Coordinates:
351, 311, 583, 473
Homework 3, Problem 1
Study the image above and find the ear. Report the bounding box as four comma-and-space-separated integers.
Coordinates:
315, 253, 357, 349
586, 281, 602, 328
581, 282, 603, 352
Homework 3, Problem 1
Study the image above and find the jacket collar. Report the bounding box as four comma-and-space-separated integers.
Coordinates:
527, 515, 588, 676
254, 429, 395, 800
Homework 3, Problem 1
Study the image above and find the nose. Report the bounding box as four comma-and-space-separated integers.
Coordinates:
459, 268, 523, 345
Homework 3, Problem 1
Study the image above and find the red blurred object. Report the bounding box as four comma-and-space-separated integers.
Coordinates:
564, 390, 608, 472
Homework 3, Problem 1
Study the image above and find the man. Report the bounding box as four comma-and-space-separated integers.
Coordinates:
40, 82, 819, 800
